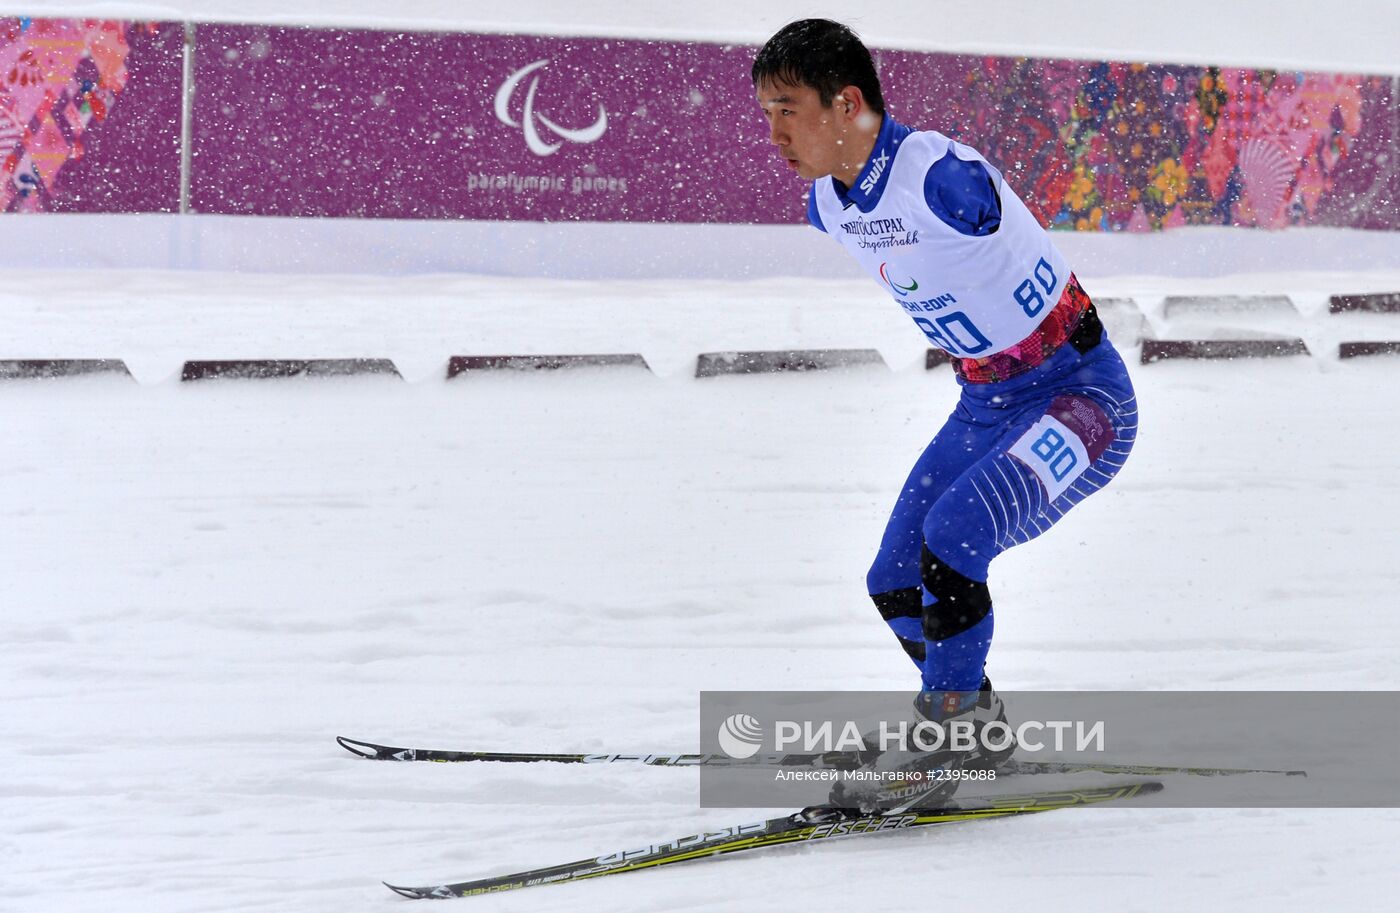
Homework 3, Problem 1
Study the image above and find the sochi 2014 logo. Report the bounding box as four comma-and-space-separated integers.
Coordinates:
493, 59, 608, 157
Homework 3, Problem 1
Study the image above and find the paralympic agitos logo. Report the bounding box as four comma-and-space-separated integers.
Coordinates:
879, 262, 919, 297
493, 59, 608, 157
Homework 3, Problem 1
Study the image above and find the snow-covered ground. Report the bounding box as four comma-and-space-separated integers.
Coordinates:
4, 267, 1400, 912
5, 1, 1400, 910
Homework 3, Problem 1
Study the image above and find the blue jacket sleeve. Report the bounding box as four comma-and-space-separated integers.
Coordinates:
923, 154, 1001, 236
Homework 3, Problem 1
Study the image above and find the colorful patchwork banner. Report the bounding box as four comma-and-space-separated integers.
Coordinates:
880, 53, 1398, 231
3, 17, 1397, 229
0, 18, 182, 213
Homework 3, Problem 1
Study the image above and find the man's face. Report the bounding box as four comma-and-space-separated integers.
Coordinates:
755, 78, 851, 181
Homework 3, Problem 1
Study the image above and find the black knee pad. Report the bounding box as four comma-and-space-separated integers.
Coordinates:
920, 545, 992, 642
870, 587, 926, 663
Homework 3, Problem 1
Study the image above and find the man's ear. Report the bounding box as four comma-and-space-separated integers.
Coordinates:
836, 87, 864, 116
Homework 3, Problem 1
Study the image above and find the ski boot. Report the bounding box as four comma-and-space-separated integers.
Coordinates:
826, 677, 1015, 814
826, 691, 976, 814
969, 675, 1016, 770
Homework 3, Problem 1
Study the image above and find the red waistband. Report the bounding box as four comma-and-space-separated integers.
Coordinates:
954, 274, 1092, 384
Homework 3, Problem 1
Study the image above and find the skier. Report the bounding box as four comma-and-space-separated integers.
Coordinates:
752, 19, 1139, 811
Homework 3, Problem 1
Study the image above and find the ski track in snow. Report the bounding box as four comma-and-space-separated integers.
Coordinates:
4, 267, 1400, 910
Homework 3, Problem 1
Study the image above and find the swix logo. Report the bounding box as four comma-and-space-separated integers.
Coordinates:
858, 149, 890, 194
879, 262, 919, 297
493, 59, 608, 157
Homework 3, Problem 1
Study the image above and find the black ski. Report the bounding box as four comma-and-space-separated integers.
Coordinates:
383, 782, 1163, 899
337, 736, 1305, 778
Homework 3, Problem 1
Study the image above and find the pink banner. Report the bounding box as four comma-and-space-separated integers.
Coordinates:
3, 18, 1396, 230
188, 26, 1398, 229
189, 26, 798, 222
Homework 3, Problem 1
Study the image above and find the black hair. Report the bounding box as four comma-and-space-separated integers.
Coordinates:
751, 19, 886, 115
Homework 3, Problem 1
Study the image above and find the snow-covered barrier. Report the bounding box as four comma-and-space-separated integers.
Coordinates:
446, 354, 652, 377
1338, 341, 1400, 359
1093, 298, 1152, 346
179, 359, 402, 380
1140, 338, 1310, 363
0, 358, 133, 379
695, 349, 888, 378
1330, 292, 1400, 313
1162, 295, 1298, 319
